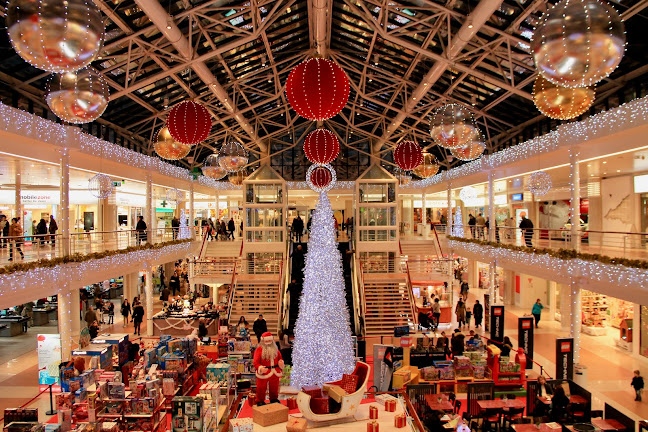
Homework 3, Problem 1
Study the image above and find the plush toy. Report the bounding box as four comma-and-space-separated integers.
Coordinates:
253, 332, 284, 406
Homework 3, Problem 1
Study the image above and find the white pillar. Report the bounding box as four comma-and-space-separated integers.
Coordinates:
15, 161, 21, 225
189, 180, 195, 239
58, 287, 73, 360
422, 193, 427, 227
560, 284, 572, 332
70, 288, 81, 336
447, 186, 452, 234
570, 279, 582, 363
467, 259, 478, 288
488, 172, 495, 242
146, 173, 153, 243
489, 261, 497, 302
569, 148, 581, 252
145, 268, 154, 336
60, 147, 70, 255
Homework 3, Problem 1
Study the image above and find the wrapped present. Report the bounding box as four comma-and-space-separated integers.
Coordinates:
394, 413, 407, 428
287, 397, 298, 410
384, 399, 396, 412
252, 403, 289, 427
280, 365, 292, 386
369, 405, 378, 419
454, 356, 472, 368
323, 384, 347, 403
421, 367, 438, 381
438, 367, 455, 380
286, 417, 307, 432
301, 385, 322, 399
229, 418, 253, 432
311, 396, 330, 414
367, 421, 379, 432
375, 394, 397, 406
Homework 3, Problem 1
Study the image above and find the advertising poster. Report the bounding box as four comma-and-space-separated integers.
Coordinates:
555, 338, 574, 380
490, 305, 505, 343
38, 334, 62, 391
518, 316, 534, 369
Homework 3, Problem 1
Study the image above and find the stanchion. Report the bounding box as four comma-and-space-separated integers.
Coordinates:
46, 383, 56, 415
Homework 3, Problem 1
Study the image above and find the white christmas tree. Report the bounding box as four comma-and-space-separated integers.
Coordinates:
291, 192, 355, 388
452, 206, 464, 237
178, 209, 191, 239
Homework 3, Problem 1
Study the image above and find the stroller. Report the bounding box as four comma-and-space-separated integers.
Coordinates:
418, 312, 438, 331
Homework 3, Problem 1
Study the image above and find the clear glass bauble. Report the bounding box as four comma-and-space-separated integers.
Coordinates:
412, 153, 440, 178
430, 104, 478, 149
527, 171, 552, 196
533, 75, 595, 120
88, 173, 114, 199
201, 154, 227, 180
154, 127, 191, 160
46, 67, 109, 123
218, 141, 248, 172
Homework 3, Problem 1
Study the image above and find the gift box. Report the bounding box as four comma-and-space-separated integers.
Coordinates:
323, 384, 347, 403
56, 393, 72, 410
206, 363, 230, 382
252, 403, 289, 427
394, 413, 407, 428
286, 417, 307, 432
287, 397, 298, 410
229, 418, 253, 432
375, 394, 397, 406
301, 385, 322, 398
384, 399, 396, 412
367, 421, 379, 432
311, 396, 330, 414
59, 410, 72, 432
108, 382, 125, 399
393, 369, 411, 381
100, 423, 119, 432
369, 405, 378, 419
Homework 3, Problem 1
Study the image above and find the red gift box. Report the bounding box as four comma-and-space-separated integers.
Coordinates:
394, 413, 407, 428
384, 399, 396, 412
311, 396, 330, 414
302, 385, 322, 398
287, 397, 298, 410
369, 405, 378, 419
367, 421, 379, 432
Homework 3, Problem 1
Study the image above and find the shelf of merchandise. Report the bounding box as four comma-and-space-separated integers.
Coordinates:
581, 291, 608, 328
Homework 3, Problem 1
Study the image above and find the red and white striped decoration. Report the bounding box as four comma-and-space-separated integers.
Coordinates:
310, 165, 333, 189
393, 140, 423, 171
167, 101, 211, 145
303, 129, 340, 164
285, 58, 350, 121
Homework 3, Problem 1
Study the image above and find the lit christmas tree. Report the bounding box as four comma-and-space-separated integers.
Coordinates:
291, 192, 355, 388
452, 206, 464, 237
178, 209, 191, 239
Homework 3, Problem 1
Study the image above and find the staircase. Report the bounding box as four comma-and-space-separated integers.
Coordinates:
204, 240, 243, 258
400, 239, 441, 259
230, 274, 281, 334
362, 273, 415, 337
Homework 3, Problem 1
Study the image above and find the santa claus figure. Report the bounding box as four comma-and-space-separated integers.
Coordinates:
253, 331, 284, 405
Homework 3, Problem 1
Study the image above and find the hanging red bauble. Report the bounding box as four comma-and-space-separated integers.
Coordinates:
285, 58, 349, 121
310, 166, 333, 189
167, 101, 212, 145
303, 129, 340, 164
393, 140, 423, 171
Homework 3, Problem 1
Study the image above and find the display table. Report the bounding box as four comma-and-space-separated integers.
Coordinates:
0, 317, 28, 337
582, 325, 606, 336
424, 394, 453, 412
32, 308, 53, 326
152, 313, 217, 336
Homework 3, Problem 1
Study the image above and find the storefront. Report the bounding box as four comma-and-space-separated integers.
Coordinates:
115, 192, 146, 229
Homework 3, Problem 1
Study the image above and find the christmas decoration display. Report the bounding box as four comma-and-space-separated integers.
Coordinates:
253, 332, 285, 405
451, 133, 486, 161
533, 75, 595, 120
87, 173, 114, 199
178, 209, 191, 240
459, 186, 477, 203
286, 58, 350, 121
430, 104, 478, 149
394, 168, 412, 186
166, 188, 185, 204
306, 164, 336, 193
218, 141, 248, 172
527, 171, 552, 196
303, 129, 340, 164
167, 101, 211, 145
201, 154, 227, 180
531, 0, 625, 88
393, 140, 423, 171
412, 153, 440, 178
452, 207, 464, 237
45, 68, 109, 123
228, 170, 246, 186
291, 192, 355, 388
6, 0, 105, 73
153, 127, 191, 160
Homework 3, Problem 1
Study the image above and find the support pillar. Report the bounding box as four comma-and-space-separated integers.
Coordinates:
569, 148, 581, 252
447, 186, 452, 234
70, 288, 81, 336
422, 193, 427, 226
560, 284, 572, 332
489, 261, 497, 302
58, 287, 73, 360
466, 259, 478, 288
145, 268, 154, 336
60, 148, 70, 255
189, 180, 195, 238
15, 161, 21, 227
570, 279, 582, 363
488, 172, 495, 242
145, 173, 153, 243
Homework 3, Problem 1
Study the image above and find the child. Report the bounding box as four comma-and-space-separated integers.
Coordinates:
632, 370, 644, 401
465, 307, 472, 328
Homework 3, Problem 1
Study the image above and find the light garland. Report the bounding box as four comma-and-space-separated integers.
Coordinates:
291, 192, 355, 388
459, 186, 477, 202
286, 180, 354, 190
527, 171, 552, 196
88, 173, 114, 199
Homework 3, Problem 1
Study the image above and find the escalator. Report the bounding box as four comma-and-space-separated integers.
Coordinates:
338, 240, 356, 335
287, 242, 307, 331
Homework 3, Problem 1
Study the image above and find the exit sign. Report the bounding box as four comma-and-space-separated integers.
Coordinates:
112, 181, 122, 187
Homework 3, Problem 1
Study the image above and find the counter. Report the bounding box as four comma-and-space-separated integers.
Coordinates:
0, 317, 28, 337
152, 313, 218, 336
32, 307, 56, 326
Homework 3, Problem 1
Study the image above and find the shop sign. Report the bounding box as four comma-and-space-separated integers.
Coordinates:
37, 334, 61, 391
490, 305, 505, 343
116, 192, 146, 207
112, 181, 122, 187
518, 316, 534, 369
555, 338, 574, 380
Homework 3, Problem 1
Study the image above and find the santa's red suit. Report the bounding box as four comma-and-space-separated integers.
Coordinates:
253, 332, 284, 405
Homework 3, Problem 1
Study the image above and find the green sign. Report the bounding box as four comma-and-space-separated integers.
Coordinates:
156, 208, 174, 213
112, 181, 122, 187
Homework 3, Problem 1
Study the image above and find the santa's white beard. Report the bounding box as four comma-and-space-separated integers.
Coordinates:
261, 342, 278, 362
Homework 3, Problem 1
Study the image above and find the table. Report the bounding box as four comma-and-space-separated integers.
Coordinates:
591, 419, 627, 431
477, 400, 526, 411
31, 309, 50, 326
513, 424, 562, 432
569, 395, 588, 404
0, 317, 28, 337
424, 394, 454, 412
151, 315, 217, 336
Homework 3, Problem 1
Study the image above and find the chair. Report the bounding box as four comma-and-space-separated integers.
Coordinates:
568, 402, 588, 423
448, 392, 457, 403
482, 408, 502, 431
454, 400, 462, 415
406, 383, 437, 422
502, 406, 525, 430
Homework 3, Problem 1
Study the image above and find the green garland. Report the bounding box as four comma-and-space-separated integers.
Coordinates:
0, 239, 193, 276
447, 236, 648, 270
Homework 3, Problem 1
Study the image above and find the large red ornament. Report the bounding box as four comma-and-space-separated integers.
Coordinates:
393, 141, 423, 171
310, 166, 333, 189
303, 129, 340, 164
167, 101, 212, 145
286, 58, 350, 121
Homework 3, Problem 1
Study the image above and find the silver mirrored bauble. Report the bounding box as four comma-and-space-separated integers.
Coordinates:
88, 173, 114, 199
531, 0, 625, 88
166, 188, 185, 204
527, 171, 553, 196
6, 0, 105, 73
218, 141, 248, 172
201, 154, 227, 180
46, 67, 109, 123
430, 104, 478, 149
459, 186, 478, 203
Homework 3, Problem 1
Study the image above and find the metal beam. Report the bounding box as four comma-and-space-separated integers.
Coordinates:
308, 0, 332, 56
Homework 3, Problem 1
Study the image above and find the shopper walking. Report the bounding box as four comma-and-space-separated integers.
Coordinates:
476, 213, 486, 239
36, 218, 47, 245
106, 302, 114, 325
84, 306, 98, 328
132, 301, 144, 336
121, 298, 131, 327
519, 214, 534, 247
253, 314, 268, 343
228, 218, 236, 240
468, 214, 476, 238
531, 298, 544, 328
8, 218, 24, 261
501, 336, 513, 357
455, 299, 466, 328
460, 280, 469, 301
135, 216, 147, 245
450, 329, 465, 357
632, 370, 644, 401
292, 215, 304, 243
171, 217, 179, 240
473, 300, 483, 328
49, 215, 58, 246
0, 215, 7, 248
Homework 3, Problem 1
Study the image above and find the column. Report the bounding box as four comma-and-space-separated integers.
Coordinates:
488, 172, 495, 242
560, 284, 572, 332
15, 161, 21, 224
145, 268, 154, 336
189, 180, 195, 239
447, 186, 452, 234
58, 287, 73, 360
60, 148, 70, 255
466, 259, 478, 288
70, 288, 81, 336
422, 193, 427, 227
145, 172, 153, 243
489, 261, 497, 302
569, 148, 581, 252
570, 279, 582, 363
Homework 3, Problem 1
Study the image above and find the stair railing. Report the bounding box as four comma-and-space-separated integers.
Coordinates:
225, 259, 239, 322
431, 224, 445, 257
403, 257, 418, 327
357, 259, 367, 335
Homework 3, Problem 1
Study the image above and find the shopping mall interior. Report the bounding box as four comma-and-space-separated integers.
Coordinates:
0, 0, 647, 431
